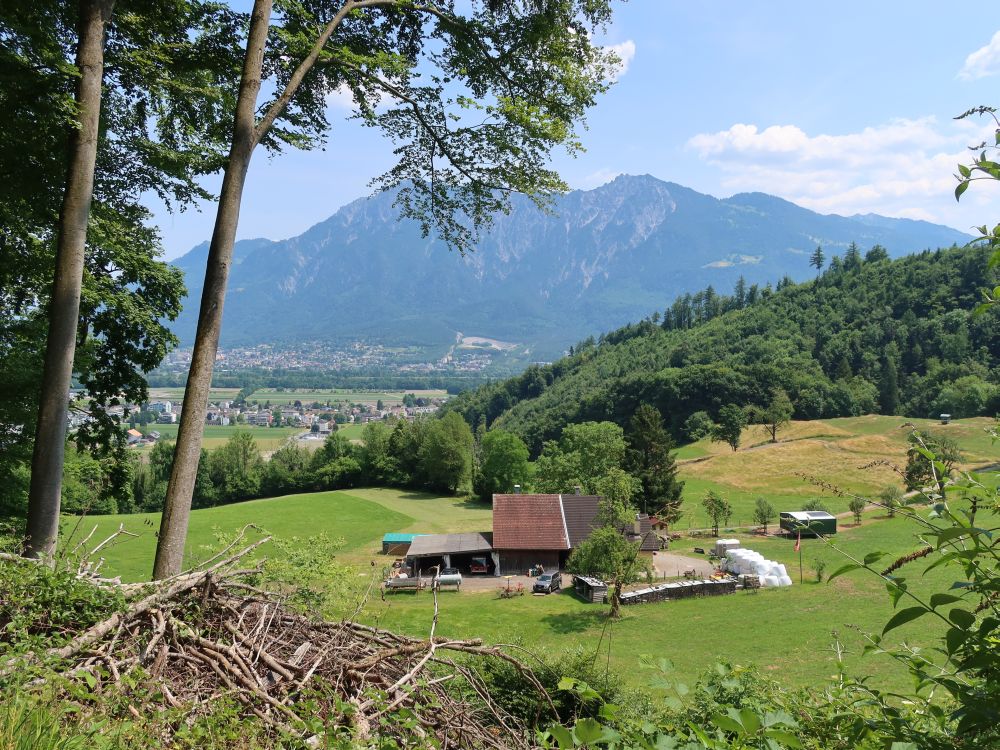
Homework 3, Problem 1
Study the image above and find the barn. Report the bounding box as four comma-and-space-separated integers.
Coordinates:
491, 492, 608, 575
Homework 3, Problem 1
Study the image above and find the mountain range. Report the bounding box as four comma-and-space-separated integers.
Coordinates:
171, 175, 971, 359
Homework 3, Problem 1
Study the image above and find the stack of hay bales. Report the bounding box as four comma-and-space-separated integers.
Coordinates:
723, 547, 793, 587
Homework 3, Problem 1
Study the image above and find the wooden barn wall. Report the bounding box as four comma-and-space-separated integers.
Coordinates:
497, 550, 561, 575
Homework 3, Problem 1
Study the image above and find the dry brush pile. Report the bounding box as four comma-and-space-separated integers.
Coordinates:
0, 532, 553, 749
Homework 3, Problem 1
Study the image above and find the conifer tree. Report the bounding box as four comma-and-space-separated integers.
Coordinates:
626, 404, 684, 520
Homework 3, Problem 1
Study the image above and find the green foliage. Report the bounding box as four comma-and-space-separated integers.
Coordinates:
711, 404, 747, 452
444, 246, 1000, 452
626, 404, 684, 519
811, 558, 826, 582
684, 410, 715, 442
752, 497, 776, 533
593, 470, 640, 527
879, 484, 904, 518
702, 490, 733, 536
0, 553, 124, 658
0, 696, 95, 750
954, 105, 1000, 295
800, 498, 831, 515
535, 421, 628, 494
848, 497, 866, 525
904, 431, 962, 493
477, 429, 531, 501
749, 389, 793, 443
0, 0, 244, 521
418, 412, 474, 494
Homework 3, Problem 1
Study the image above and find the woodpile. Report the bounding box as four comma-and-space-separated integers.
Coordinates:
2, 532, 551, 749
619, 577, 737, 606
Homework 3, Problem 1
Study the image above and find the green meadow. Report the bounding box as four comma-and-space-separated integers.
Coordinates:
138, 423, 304, 452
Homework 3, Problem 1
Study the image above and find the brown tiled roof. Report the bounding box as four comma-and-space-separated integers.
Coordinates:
492, 494, 569, 550
619, 514, 659, 551
561, 495, 602, 547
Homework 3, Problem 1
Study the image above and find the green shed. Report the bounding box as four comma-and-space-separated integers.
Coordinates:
780, 511, 837, 536
382, 533, 424, 555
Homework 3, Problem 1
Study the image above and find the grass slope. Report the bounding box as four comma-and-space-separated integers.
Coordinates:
672, 415, 995, 528
77, 490, 425, 582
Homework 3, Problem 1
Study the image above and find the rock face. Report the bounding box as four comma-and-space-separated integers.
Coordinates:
171, 174, 970, 357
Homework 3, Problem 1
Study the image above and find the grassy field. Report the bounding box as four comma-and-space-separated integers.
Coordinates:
672, 415, 996, 529
73, 413, 995, 694
79, 490, 968, 693
138, 424, 304, 453
365, 509, 954, 693
147, 387, 241, 402
247, 388, 448, 406
74, 488, 480, 582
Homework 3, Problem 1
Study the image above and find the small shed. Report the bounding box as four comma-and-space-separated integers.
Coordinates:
382, 533, 423, 555
779, 511, 837, 536
406, 532, 495, 576
573, 575, 608, 604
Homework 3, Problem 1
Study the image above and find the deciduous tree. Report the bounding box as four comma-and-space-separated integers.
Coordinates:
477, 430, 530, 501
752, 497, 775, 534
710, 405, 747, 452
155, 0, 619, 577
702, 490, 732, 537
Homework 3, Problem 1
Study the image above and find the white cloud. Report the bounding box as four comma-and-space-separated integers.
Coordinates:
686, 117, 1000, 230
325, 84, 356, 110
604, 40, 636, 82
579, 167, 623, 189
959, 30, 1000, 80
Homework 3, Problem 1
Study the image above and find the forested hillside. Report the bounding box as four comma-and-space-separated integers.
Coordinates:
445, 245, 1000, 453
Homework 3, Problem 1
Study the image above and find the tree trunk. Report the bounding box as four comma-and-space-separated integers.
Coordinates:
152, 0, 274, 579
24, 0, 116, 560
610, 577, 621, 619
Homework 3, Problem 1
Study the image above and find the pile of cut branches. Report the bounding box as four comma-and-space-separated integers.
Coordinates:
1, 532, 550, 749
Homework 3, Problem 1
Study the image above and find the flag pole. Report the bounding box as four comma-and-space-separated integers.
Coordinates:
795, 528, 803, 584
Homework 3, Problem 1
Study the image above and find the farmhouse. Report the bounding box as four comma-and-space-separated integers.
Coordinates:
491, 492, 611, 574
398, 493, 659, 576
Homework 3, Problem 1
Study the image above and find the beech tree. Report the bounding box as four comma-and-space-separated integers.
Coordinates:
154, 0, 619, 577
4, 0, 241, 557
750, 388, 793, 443
710, 404, 747, 452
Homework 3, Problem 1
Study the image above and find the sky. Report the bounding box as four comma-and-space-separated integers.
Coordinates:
155, 2, 1000, 260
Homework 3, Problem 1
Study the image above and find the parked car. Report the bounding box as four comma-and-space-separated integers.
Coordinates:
532, 571, 561, 594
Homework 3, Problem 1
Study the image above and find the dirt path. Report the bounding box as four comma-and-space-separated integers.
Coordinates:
651, 551, 717, 578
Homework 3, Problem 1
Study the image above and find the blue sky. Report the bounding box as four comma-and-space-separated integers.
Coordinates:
155, 2, 1000, 259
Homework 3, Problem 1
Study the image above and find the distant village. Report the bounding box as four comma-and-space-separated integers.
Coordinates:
155, 340, 500, 376
68, 392, 445, 447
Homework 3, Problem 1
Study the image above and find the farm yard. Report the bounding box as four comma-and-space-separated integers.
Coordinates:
70, 415, 994, 693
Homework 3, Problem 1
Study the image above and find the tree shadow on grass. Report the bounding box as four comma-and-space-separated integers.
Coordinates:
540, 608, 608, 634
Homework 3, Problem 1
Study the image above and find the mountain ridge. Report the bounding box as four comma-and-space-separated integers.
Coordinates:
170, 175, 971, 358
